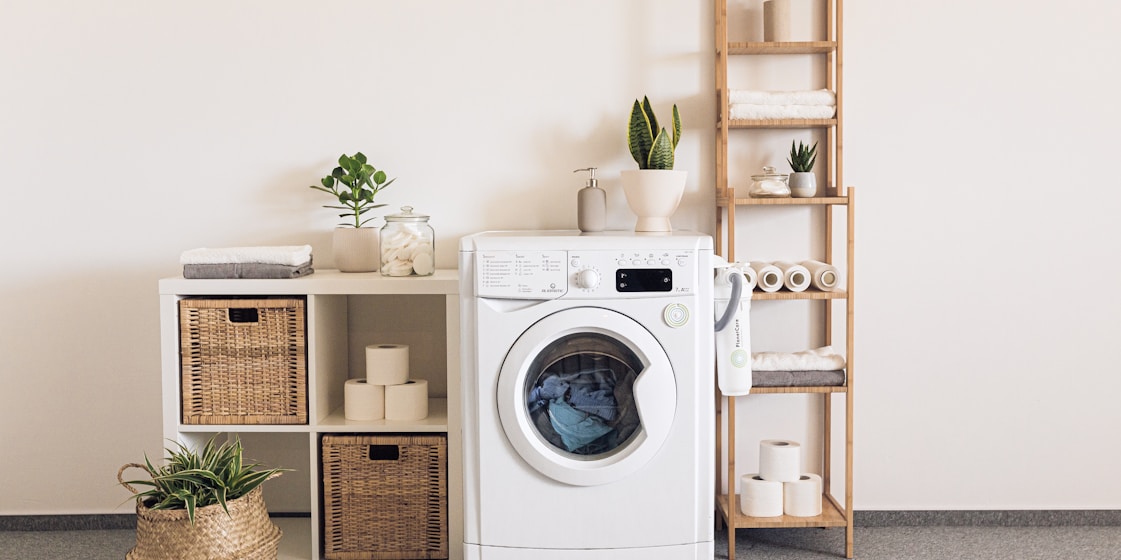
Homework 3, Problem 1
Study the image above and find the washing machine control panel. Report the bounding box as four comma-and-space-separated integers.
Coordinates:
477, 248, 698, 299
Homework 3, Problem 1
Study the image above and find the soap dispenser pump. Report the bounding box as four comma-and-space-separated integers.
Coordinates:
574, 167, 605, 232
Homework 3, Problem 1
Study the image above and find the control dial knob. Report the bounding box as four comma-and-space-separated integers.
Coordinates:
576, 268, 601, 289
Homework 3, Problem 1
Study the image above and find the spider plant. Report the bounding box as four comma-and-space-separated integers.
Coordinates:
122, 435, 288, 524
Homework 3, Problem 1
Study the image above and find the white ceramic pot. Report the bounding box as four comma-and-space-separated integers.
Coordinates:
333, 227, 379, 272
789, 171, 817, 198
620, 169, 687, 232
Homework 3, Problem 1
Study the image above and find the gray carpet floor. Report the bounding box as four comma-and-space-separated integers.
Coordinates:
715, 526, 1121, 559
1, 526, 1120, 560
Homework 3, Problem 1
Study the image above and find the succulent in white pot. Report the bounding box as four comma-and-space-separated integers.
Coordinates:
621, 96, 686, 232
787, 140, 818, 198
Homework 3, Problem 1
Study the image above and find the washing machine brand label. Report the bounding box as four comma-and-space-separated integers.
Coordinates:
477, 250, 568, 299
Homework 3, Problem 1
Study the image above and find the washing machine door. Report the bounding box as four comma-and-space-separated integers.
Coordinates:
497, 306, 676, 486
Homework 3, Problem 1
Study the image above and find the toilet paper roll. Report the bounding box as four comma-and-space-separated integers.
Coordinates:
344, 378, 385, 421
760, 439, 802, 482
740, 474, 784, 517
800, 260, 839, 292
774, 261, 811, 292
784, 473, 823, 517
763, 0, 792, 42
385, 378, 429, 421
366, 344, 409, 386
737, 264, 759, 292
749, 261, 783, 293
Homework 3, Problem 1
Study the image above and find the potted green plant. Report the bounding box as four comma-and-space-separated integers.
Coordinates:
621, 96, 687, 232
309, 152, 395, 272
786, 140, 818, 198
118, 435, 289, 560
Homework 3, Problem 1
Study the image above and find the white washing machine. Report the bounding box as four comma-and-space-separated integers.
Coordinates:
459, 231, 714, 560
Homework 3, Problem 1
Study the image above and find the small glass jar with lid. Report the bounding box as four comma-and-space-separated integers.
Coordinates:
380, 206, 435, 276
748, 165, 791, 198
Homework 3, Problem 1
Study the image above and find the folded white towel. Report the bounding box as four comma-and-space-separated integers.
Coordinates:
752, 346, 846, 372
729, 89, 836, 106
180, 245, 313, 267
730, 104, 836, 120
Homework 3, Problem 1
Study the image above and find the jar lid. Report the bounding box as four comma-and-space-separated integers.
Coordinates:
751, 166, 787, 180
384, 205, 429, 222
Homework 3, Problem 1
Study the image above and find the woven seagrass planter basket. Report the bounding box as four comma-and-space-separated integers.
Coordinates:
119, 463, 283, 560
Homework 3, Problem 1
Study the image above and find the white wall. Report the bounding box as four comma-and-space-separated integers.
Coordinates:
1, 0, 1118, 515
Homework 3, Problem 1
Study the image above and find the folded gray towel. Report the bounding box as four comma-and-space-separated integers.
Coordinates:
753, 370, 846, 388
183, 262, 314, 279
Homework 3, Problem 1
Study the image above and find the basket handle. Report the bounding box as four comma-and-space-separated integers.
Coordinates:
368, 444, 401, 461
117, 463, 149, 494
227, 308, 260, 324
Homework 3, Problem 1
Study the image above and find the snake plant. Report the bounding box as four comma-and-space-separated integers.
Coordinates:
627, 97, 681, 170
309, 152, 395, 228
787, 140, 818, 173
122, 435, 288, 524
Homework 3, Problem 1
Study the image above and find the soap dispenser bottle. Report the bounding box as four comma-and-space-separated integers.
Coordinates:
574, 167, 605, 232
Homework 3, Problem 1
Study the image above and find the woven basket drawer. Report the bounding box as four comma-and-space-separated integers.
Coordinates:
179, 297, 307, 425
321, 434, 448, 560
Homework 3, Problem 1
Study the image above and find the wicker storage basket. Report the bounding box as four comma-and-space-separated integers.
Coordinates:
119, 464, 282, 560
321, 434, 448, 559
179, 298, 307, 425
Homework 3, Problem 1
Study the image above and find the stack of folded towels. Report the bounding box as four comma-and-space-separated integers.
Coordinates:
180, 245, 314, 279
752, 345, 846, 388
729, 89, 836, 120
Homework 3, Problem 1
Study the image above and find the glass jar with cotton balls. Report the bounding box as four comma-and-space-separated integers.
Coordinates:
380, 206, 435, 276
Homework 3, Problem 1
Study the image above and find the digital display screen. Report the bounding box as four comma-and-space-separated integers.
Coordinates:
616, 269, 672, 292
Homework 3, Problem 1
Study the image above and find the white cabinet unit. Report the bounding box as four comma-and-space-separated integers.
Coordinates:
158, 270, 461, 560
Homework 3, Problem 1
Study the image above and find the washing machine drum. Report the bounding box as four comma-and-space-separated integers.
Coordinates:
497, 307, 677, 486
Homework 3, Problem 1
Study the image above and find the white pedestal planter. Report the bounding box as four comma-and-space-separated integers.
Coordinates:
621, 169, 687, 232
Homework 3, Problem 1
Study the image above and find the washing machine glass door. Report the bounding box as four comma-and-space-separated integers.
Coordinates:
497, 307, 676, 486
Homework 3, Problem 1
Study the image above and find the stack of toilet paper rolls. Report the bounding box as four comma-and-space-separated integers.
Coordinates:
740, 440, 822, 517
343, 344, 429, 421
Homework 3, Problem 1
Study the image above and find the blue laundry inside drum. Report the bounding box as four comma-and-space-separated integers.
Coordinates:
525, 335, 642, 456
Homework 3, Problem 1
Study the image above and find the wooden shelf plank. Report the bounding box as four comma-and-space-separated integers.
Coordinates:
751, 289, 847, 301
717, 195, 849, 207
727, 118, 836, 129
749, 385, 847, 394
727, 41, 837, 55
717, 492, 847, 528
